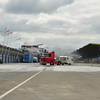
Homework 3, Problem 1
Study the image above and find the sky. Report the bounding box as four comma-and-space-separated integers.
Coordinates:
0, 0, 100, 54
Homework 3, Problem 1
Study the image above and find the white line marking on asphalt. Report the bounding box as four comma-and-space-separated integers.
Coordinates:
0, 67, 46, 99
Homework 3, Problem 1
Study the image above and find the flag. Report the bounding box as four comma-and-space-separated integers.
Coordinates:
1, 27, 7, 32
35, 48, 39, 52
24, 42, 27, 45
4, 30, 10, 33
31, 47, 39, 52
16, 38, 21, 40
7, 32, 13, 34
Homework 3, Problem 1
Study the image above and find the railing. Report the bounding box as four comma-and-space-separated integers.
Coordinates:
0, 47, 24, 56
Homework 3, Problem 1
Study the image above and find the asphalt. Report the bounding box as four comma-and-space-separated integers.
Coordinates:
0, 63, 100, 100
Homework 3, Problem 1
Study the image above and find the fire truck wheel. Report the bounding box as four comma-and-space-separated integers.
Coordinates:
57, 61, 61, 65
50, 61, 54, 65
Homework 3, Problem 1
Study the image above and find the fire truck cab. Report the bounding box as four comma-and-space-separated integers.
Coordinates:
40, 51, 61, 65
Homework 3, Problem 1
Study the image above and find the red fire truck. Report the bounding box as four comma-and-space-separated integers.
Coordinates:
40, 51, 61, 65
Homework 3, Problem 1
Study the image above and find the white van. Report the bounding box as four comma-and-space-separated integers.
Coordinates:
59, 56, 73, 65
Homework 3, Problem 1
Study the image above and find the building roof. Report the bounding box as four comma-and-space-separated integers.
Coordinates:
72, 43, 100, 57
21, 44, 43, 47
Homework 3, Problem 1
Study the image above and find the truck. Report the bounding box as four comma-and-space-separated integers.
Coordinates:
59, 56, 73, 65
40, 51, 61, 65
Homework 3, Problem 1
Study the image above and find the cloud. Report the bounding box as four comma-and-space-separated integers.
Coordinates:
0, 0, 100, 56
4, 0, 74, 14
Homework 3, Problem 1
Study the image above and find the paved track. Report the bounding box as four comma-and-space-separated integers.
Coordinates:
0, 63, 100, 100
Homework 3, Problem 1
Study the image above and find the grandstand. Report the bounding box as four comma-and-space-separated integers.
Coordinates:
72, 43, 100, 63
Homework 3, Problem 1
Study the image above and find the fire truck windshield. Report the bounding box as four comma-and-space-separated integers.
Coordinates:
42, 54, 49, 57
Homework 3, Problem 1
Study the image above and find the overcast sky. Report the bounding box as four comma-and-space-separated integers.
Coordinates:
0, 0, 100, 53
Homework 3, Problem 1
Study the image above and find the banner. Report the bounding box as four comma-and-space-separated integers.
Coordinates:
16, 38, 21, 40
7, 32, 13, 34
4, 30, 10, 33
0, 27, 7, 32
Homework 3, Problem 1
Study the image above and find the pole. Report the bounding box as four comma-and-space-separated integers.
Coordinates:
4, 33, 10, 63
8, 33, 13, 56
8, 34, 12, 63
1, 31, 7, 54
17, 38, 21, 63
1, 27, 7, 52
6, 34, 10, 53
1, 27, 7, 63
